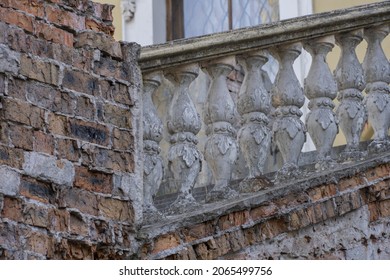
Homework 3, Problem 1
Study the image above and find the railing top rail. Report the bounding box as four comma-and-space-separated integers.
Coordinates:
139, 2, 390, 73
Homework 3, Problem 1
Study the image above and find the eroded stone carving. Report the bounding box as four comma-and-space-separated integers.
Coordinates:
203, 58, 238, 202
362, 24, 390, 153
143, 73, 164, 223
237, 51, 272, 179
121, 0, 136, 22
304, 36, 338, 169
335, 30, 367, 159
165, 64, 202, 213
271, 43, 306, 179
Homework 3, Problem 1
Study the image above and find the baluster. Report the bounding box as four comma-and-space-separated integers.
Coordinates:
164, 64, 202, 213
203, 57, 239, 202
304, 36, 338, 169
363, 24, 390, 153
271, 43, 306, 179
143, 73, 164, 222
335, 30, 367, 159
237, 51, 272, 179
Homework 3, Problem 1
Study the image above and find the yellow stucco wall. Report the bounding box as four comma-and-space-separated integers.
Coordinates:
93, 0, 122, 41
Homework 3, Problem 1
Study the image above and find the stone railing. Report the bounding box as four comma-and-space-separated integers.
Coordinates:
138, 2, 390, 223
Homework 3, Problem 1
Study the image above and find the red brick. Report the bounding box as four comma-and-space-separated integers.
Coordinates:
85, 17, 114, 36
34, 21, 74, 47
49, 208, 69, 232
75, 95, 95, 120
56, 138, 80, 162
68, 119, 109, 146
33, 131, 55, 155
307, 184, 338, 202
218, 210, 250, 231
104, 103, 132, 129
0, 0, 45, 18
379, 199, 390, 218
45, 5, 85, 31
152, 233, 181, 255
338, 176, 365, 192
3, 98, 45, 129
0, 145, 25, 169
72, 49, 94, 71
75, 31, 122, 59
23, 203, 49, 228
1, 196, 23, 222
20, 177, 56, 204
365, 164, 390, 182
0, 6, 34, 33
182, 222, 214, 243
98, 197, 134, 222
65, 188, 99, 216
20, 55, 59, 85
9, 125, 34, 150
260, 217, 288, 239
112, 82, 134, 106
47, 113, 67, 135
67, 240, 93, 260
322, 199, 337, 219
274, 192, 310, 210
368, 202, 380, 222
289, 208, 313, 231
7, 78, 27, 101
62, 68, 99, 95
91, 2, 114, 21
25, 230, 51, 256
250, 202, 278, 221
74, 166, 113, 194
69, 211, 89, 236
113, 128, 134, 151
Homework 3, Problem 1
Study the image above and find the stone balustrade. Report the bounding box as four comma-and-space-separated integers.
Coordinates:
139, 2, 390, 222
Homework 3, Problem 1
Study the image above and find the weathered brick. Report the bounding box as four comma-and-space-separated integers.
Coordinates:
47, 113, 67, 135
56, 138, 80, 162
7, 78, 27, 100
227, 230, 246, 252
335, 194, 353, 216
64, 188, 99, 216
34, 21, 74, 47
20, 55, 59, 85
25, 230, 51, 256
250, 202, 278, 221
274, 192, 310, 211
1, 196, 23, 222
85, 17, 114, 36
0, 44, 20, 75
218, 210, 250, 231
365, 164, 390, 183
93, 54, 119, 77
52, 43, 73, 65
113, 128, 134, 150
23, 203, 49, 228
75, 31, 122, 59
338, 176, 365, 192
0, 6, 34, 33
0, 222, 20, 250
164, 246, 197, 260
48, 208, 69, 232
9, 124, 34, 150
72, 49, 94, 71
45, 5, 85, 31
182, 222, 214, 243
307, 184, 338, 202
379, 199, 390, 218
75, 95, 95, 120
90, 2, 114, 21
66, 240, 93, 260
91, 219, 112, 244
0, 74, 5, 95
104, 103, 132, 129
0, 166, 20, 196
3, 98, 45, 128
322, 199, 337, 219
98, 197, 134, 222
23, 152, 75, 187
20, 177, 56, 204
33, 131, 55, 155
260, 217, 288, 239
152, 233, 181, 255
68, 119, 109, 146
0, 0, 45, 18
113, 83, 134, 106
75, 166, 112, 194
62, 68, 99, 95
0, 145, 25, 169
368, 202, 380, 222
69, 211, 89, 236
82, 147, 134, 172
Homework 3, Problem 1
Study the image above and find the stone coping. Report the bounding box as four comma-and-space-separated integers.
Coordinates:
140, 150, 390, 239
139, 2, 390, 72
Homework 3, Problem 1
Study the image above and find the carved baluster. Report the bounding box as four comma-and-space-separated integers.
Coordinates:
271, 43, 306, 179
363, 24, 390, 153
304, 36, 338, 169
164, 64, 202, 213
203, 58, 239, 202
142, 73, 164, 223
237, 51, 272, 179
335, 30, 367, 159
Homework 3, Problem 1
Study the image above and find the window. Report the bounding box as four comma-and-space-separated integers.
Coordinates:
166, 0, 279, 40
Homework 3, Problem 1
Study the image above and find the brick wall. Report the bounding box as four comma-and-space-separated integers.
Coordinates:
140, 160, 390, 260
0, 0, 142, 259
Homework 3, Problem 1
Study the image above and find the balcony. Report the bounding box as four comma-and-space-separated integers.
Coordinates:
138, 2, 390, 228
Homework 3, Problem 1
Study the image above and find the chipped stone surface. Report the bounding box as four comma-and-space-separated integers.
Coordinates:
0, 44, 20, 75
0, 166, 20, 196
